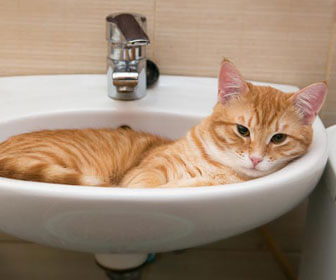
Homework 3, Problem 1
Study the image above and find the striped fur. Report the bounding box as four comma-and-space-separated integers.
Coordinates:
0, 61, 326, 188
0, 128, 170, 186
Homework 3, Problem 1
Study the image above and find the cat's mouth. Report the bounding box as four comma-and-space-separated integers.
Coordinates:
236, 166, 270, 178
248, 166, 257, 170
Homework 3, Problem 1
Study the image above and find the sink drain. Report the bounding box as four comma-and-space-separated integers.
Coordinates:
118, 125, 132, 130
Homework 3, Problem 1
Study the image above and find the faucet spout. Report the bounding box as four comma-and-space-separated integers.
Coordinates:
106, 13, 150, 46
106, 13, 150, 100
112, 72, 138, 93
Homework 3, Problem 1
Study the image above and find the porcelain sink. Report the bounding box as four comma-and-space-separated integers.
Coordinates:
0, 75, 328, 256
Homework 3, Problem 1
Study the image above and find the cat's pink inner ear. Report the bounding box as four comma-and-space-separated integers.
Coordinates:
218, 60, 247, 104
293, 82, 327, 124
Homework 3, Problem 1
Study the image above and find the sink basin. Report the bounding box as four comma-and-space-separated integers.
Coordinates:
0, 75, 328, 255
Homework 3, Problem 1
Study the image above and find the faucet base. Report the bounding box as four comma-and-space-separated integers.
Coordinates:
107, 65, 147, 101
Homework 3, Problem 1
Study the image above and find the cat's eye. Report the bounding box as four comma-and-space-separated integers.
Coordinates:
271, 133, 287, 144
237, 124, 250, 137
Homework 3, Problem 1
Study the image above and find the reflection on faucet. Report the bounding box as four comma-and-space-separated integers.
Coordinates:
106, 13, 150, 100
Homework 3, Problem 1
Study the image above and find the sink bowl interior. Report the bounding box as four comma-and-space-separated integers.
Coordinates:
0, 110, 200, 144
0, 109, 326, 191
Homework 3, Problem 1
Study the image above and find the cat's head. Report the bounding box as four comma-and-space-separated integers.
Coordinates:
207, 59, 327, 178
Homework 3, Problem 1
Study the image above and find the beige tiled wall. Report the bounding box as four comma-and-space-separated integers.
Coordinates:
0, 0, 155, 75
0, 0, 335, 123
0, 242, 299, 280
322, 21, 336, 127
155, 0, 334, 86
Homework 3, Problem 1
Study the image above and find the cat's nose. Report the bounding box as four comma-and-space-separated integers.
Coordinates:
250, 156, 263, 167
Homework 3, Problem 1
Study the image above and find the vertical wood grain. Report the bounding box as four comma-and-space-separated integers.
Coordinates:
155, 0, 335, 87
321, 11, 336, 127
0, 0, 155, 76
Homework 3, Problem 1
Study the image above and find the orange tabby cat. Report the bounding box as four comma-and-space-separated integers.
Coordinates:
0, 60, 327, 188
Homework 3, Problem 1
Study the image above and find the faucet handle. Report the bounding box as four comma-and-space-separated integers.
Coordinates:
106, 13, 150, 46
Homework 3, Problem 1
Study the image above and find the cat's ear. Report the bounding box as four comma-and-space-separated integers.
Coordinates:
218, 59, 248, 104
292, 82, 327, 124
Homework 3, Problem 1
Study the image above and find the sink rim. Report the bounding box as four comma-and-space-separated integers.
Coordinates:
0, 108, 328, 201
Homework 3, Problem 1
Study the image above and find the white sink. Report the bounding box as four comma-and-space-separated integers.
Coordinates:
0, 75, 328, 256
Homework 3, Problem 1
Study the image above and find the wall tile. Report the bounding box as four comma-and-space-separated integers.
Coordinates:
155, 0, 335, 87
0, 0, 155, 76
322, 21, 336, 126
0, 0, 334, 89
143, 251, 299, 280
321, 111, 336, 127
0, 231, 22, 242
0, 243, 107, 280
0, 243, 299, 280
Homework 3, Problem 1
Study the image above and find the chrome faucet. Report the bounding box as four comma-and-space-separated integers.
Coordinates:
106, 13, 150, 100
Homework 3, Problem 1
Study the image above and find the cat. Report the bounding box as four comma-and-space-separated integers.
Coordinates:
0, 60, 327, 188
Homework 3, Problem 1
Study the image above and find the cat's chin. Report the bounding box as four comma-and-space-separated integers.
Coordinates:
234, 166, 271, 179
